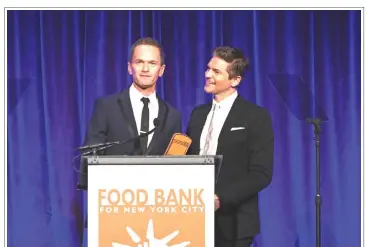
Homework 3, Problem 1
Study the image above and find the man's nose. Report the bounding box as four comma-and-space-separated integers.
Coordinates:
142, 63, 149, 71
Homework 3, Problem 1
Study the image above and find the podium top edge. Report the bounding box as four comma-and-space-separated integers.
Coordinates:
84, 155, 222, 165
82, 155, 222, 158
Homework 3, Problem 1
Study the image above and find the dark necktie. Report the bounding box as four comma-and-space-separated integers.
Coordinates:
140, 97, 150, 154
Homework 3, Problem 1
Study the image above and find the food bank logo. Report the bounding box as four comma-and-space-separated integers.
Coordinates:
112, 219, 190, 247
99, 188, 205, 247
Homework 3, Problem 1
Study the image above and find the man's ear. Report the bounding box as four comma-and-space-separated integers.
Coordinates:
159, 64, 166, 77
127, 62, 132, 75
230, 76, 242, 87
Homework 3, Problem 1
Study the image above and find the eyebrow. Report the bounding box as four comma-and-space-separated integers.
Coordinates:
135, 59, 158, 63
208, 65, 221, 73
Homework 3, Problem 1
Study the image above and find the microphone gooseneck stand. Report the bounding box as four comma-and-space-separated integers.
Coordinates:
307, 118, 323, 247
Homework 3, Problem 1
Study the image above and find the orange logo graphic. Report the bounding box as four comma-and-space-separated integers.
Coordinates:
98, 188, 205, 247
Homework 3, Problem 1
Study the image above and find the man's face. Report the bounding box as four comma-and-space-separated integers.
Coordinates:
204, 56, 239, 96
128, 45, 165, 90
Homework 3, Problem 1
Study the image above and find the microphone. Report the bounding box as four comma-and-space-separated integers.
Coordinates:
78, 118, 160, 155
76, 140, 119, 151
164, 133, 192, 155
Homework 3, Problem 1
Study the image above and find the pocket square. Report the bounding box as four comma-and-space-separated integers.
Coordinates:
231, 127, 245, 131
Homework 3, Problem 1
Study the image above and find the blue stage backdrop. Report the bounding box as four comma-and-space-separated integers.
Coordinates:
7, 10, 361, 247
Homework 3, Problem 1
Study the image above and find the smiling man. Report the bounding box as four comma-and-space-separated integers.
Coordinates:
83, 37, 182, 156
186, 46, 274, 247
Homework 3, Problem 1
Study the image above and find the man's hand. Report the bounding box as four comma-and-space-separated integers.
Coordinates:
214, 194, 220, 211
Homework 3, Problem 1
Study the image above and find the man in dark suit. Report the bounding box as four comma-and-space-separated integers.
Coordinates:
83, 37, 182, 156
186, 46, 274, 247
79, 38, 181, 233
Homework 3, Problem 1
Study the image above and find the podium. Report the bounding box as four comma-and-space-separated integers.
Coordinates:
78, 155, 222, 247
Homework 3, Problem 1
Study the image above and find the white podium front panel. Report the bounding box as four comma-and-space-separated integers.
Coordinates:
88, 163, 215, 247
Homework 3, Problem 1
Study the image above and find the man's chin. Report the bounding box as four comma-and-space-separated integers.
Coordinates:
204, 86, 215, 94
135, 81, 155, 90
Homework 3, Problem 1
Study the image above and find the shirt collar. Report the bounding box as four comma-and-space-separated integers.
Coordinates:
129, 84, 157, 105
212, 90, 238, 110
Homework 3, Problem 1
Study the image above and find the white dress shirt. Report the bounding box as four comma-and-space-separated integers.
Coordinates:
129, 84, 159, 146
199, 91, 238, 155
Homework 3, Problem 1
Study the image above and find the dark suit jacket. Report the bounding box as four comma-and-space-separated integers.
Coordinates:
84, 88, 182, 155
79, 88, 181, 229
186, 94, 274, 240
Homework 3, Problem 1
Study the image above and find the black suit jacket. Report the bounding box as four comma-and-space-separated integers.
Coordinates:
79, 88, 181, 229
84, 88, 182, 155
186, 94, 274, 240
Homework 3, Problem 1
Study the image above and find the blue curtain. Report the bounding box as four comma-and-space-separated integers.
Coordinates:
7, 10, 361, 247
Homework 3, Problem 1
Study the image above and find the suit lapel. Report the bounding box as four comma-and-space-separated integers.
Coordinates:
147, 97, 167, 154
117, 89, 138, 138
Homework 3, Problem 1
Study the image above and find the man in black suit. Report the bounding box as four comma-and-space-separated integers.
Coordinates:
79, 38, 181, 233
186, 46, 274, 247
83, 37, 182, 156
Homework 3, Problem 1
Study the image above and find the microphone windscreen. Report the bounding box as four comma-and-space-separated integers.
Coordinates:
153, 118, 160, 127
164, 133, 192, 155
